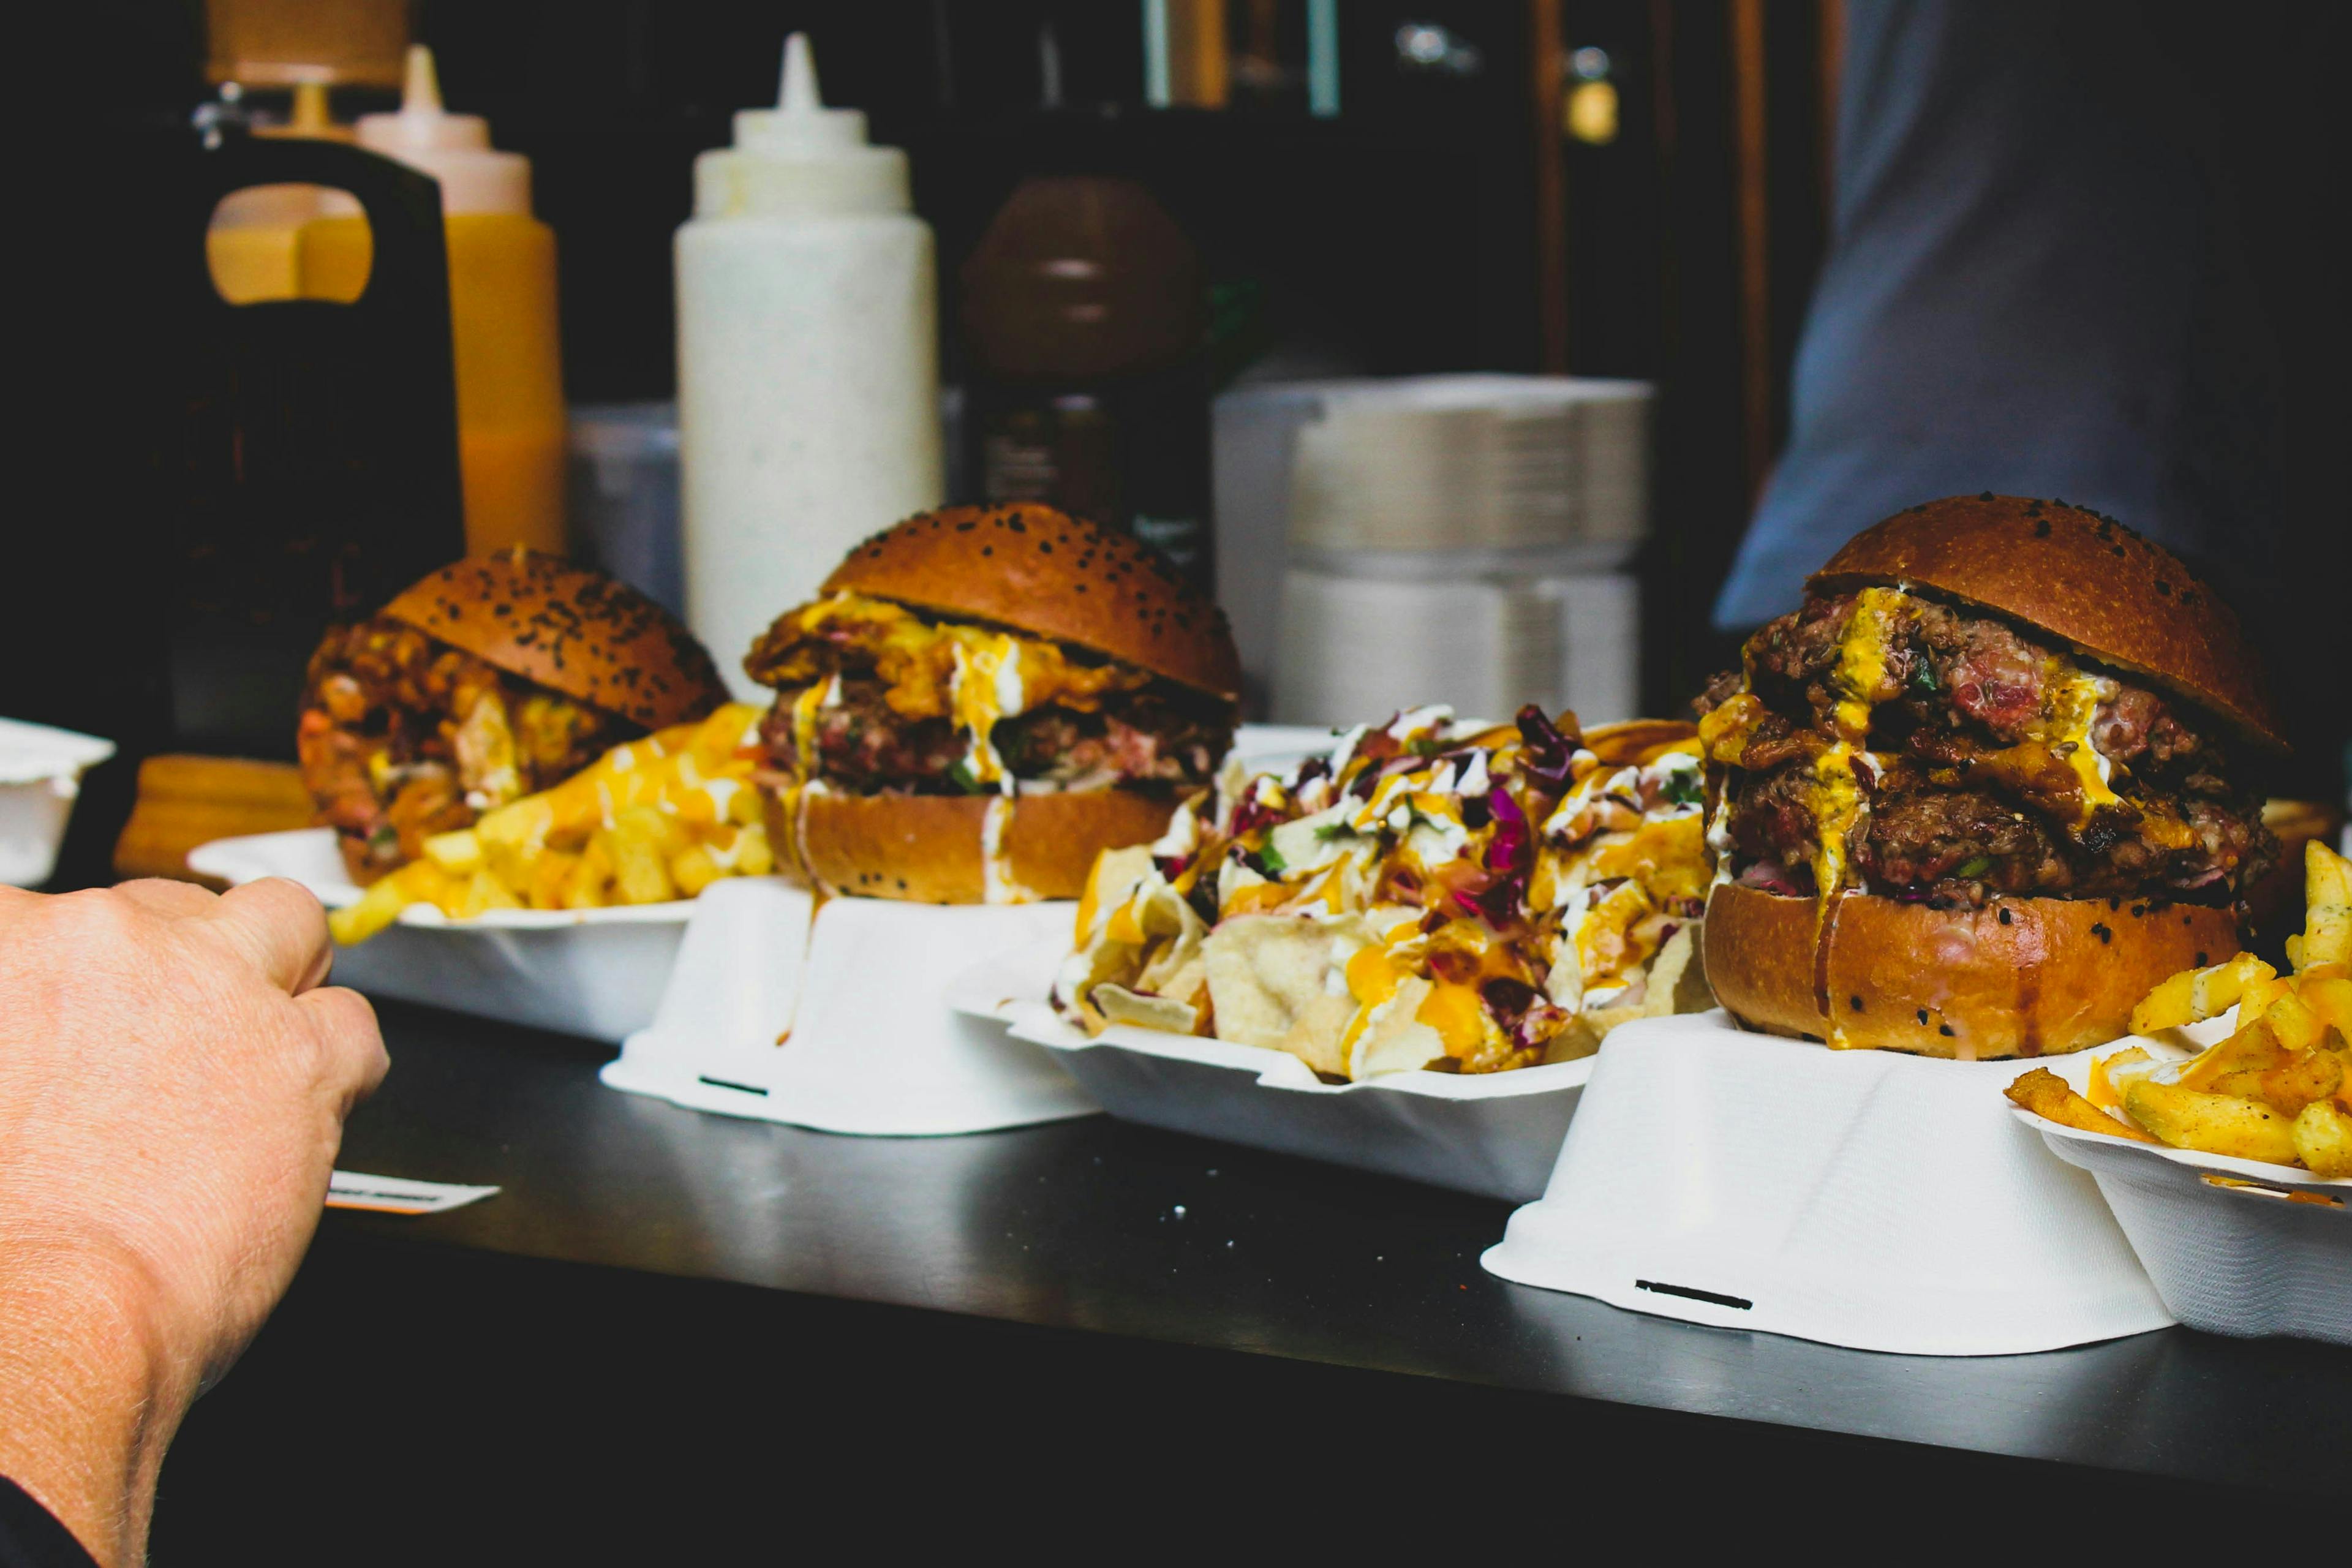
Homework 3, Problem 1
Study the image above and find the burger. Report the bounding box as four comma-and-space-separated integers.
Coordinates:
299, 549, 728, 883
744, 503, 1241, 904
1696, 495, 2282, 1058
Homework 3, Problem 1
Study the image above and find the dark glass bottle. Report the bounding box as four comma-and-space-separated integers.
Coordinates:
959, 176, 1212, 589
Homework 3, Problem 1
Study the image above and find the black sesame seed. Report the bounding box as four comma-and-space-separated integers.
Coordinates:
1917, 1009, 1930, 1025
2195, 951, 2208, 966
2090, 922, 2112, 943
1939, 1024, 1954, 1037
1979, 490, 1994, 502
1998, 907, 2012, 924
1850, 995, 1864, 1011
2033, 519, 2051, 538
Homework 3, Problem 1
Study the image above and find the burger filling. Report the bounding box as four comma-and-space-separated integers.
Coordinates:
744, 592, 1234, 796
300, 615, 638, 878
1694, 587, 2274, 906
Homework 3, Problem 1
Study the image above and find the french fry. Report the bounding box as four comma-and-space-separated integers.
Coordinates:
454, 869, 523, 919
2261, 991, 2328, 1054
2123, 1080, 2301, 1165
330, 703, 772, 940
423, 828, 483, 875
2252, 1049, 2344, 1118
2086, 1046, 2151, 1113
2302, 841, 2351, 972
2008, 1068, 2157, 1142
605, 815, 679, 906
671, 844, 721, 898
2128, 951, 2274, 1035
2292, 1098, 2352, 1179
2296, 975, 2352, 1046
328, 876, 413, 945
2178, 1018, 2287, 1093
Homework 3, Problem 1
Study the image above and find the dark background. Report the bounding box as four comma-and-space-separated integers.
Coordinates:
13, 0, 2346, 872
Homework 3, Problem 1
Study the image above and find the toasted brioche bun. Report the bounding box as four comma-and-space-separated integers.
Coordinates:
765, 786, 1186, 905
820, 505, 1240, 699
382, 549, 727, 731
1703, 881, 2240, 1059
1809, 495, 2283, 749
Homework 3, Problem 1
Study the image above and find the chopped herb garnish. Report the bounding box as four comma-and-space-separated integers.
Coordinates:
946, 759, 986, 793
1910, 662, 1937, 693
1665, 773, 1704, 807
1956, 856, 1992, 878
1256, 843, 1287, 875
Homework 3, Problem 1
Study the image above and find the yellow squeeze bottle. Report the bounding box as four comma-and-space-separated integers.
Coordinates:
304, 46, 567, 554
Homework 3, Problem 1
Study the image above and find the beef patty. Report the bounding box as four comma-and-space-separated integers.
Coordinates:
1698, 590, 2272, 905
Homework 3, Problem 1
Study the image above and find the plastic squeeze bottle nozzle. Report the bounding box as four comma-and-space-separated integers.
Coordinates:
676, 33, 943, 699
305, 45, 568, 556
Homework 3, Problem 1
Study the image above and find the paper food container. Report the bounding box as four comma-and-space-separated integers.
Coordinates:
2020, 1091, 2351, 1348
184, 728, 1327, 1047
1483, 1010, 2178, 1356
967, 938, 1588, 1202
190, 827, 684, 1042
1, 717, 115, 888
601, 876, 1097, 1136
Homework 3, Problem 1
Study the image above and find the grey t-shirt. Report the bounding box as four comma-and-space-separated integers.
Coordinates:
1715, 1, 2344, 794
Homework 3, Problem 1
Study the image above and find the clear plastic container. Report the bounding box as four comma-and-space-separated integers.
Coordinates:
569, 402, 683, 616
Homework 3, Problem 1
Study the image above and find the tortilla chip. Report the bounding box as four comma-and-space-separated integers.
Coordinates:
1204, 913, 1372, 1078
1076, 845, 1155, 945
1349, 976, 1447, 1078
1643, 923, 1711, 1016
1094, 984, 1200, 1035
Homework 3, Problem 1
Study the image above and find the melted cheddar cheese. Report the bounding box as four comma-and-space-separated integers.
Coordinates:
773, 592, 1152, 791
1809, 587, 1908, 895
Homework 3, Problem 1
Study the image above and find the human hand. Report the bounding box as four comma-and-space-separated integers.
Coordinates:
0, 879, 388, 1567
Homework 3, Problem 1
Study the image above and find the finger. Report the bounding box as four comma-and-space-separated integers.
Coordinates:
205, 878, 334, 995
295, 985, 390, 1111
115, 877, 222, 919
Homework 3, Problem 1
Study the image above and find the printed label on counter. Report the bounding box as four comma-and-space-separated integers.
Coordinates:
326, 1170, 502, 1216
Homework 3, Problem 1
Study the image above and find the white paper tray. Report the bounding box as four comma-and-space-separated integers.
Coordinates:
2022, 1107, 2351, 1346
190, 827, 686, 1042
1, 717, 116, 888
1483, 1011, 2177, 1356
974, 938, 1588, 1201
601, 877, 1097, 1135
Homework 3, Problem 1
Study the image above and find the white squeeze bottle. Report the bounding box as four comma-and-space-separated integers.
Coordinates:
677, 32, 943, 698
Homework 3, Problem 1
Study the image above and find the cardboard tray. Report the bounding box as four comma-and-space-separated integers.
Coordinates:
2021, 1090, 2351, 1346
1483, 1011, 2178, 1356
970, 938, 1589, 1202
190, 826, 685, 1042
601, 878, 1096, 1135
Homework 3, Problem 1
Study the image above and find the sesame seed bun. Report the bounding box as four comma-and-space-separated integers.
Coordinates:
382, 549, 727, 731
820, 505, 1240, 699
1702, 881, 2241, 1059
766, 786, 1186, 904
1809, 495, 2285, 750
